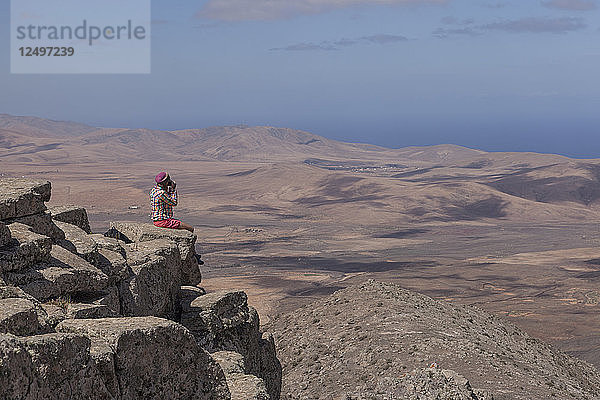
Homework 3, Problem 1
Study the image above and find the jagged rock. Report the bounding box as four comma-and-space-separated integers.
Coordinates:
3, 245, 108, 301
90, 233, 127, 257
56, 316, 231, 400
0, 178, 51, 220
5, 212, 65, 241
0, 298, 46, 336
259, 332, 283, 400
49, 205, 91, 233
97, 248, 131, 285
119, 239, 182, 318
0, 332, 111, 400
110, 222, 202, 285
92, 285, 121, 315
0, 223, 52, 273
0, 221, 11, 246
213, 350, 246, 375
181, 284, 206, 300
41, 302, 118, 328
226, 374, 270, 400
180, 290, 282, 399
213, 351, 270, 400
103, 227, 133, 244
55, 220, 99, 266
67, 303, 118, 319
0, 285, 50, 332
388, 367, 492, 400
180, 290, 250, 351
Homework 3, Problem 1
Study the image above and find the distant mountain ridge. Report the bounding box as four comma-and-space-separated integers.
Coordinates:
0, 113, 507, 164
0, 114, 97, 137
3, 113, 600, 221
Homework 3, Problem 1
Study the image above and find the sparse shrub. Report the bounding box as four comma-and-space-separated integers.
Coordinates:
48, 295, 72, 312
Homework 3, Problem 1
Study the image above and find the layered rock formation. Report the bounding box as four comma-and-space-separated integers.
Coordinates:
270, 280, 600, 400
0, 178, 281, 400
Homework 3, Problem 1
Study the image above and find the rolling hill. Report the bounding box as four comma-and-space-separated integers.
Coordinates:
2, 112, 600, 224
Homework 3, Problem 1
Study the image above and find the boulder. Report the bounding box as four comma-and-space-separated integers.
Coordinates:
5, 212, 65, 241
213, 350, 246, 375
0, 178, 51, 220
0, 332, 112, 400
213, 351, 270, 400
0, 221, 11, 247
180, 290, 251, 351
97, 248, 131, 285
0, 223, 52, 273
49, 205, 91, 233
92, 285, 121, 315
180, 290, 282, 399
0, 297, 46, 336
110, 222, 201, 285
90, 233, 127, 257
0, 285, 50, 332
55, 220, 99, 266
57, 316, 231, 400
258, 332, 282, 400
119, 239, 182, 318
3, 245, 108, 301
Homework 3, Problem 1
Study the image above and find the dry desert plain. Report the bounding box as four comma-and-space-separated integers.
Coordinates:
2, 114, 600, 367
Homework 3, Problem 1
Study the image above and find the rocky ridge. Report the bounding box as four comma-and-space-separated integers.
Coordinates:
269, 280, 600, 400
0, 178, 281, 400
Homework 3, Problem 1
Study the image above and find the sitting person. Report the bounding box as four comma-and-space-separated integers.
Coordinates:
150, 171, 194, 232
150, 172, 203, 264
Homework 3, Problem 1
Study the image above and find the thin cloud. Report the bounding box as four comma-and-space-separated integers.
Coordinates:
197, 0, 448, 21
270, 34, 408, 51
483, 17, 586, 33
362, 34, 409, 43
542, 0, 597, 11
441, 16, 475, 25
433, 27, 480, 38
434, 16, 587, 38
270, 42, 338, 51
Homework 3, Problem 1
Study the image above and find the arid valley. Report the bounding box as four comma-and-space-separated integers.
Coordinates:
3, 113, 600, 371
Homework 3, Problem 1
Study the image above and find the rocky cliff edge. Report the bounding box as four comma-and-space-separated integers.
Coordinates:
0, 178, 281, 400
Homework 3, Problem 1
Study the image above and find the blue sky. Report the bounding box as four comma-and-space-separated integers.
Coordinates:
1, 0, 600, 157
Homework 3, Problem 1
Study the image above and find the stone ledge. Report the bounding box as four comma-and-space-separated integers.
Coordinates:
55, 220, 99, 266
0, 297, 45, 336
4, 213, 65, 242
57, 316, 231, 400
0, 332, 111, 400
0, 223, 52, 273
49, 205, 91, 233
3, 245, 108, 301
110, 222, 201, 285
0, 178, 51, 220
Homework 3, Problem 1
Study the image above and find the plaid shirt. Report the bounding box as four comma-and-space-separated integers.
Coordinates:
150, 185, 178, 221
